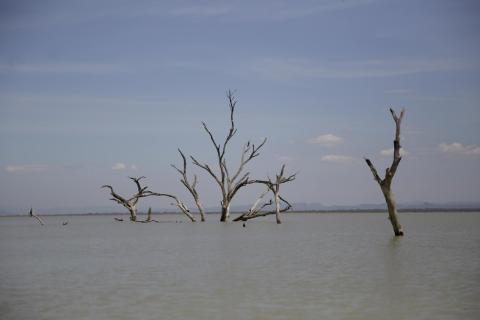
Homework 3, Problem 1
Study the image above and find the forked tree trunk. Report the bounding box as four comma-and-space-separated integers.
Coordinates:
129, 208, 137, 222
365, 108, 405, 236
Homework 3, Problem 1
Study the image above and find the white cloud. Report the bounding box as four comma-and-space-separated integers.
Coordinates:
5, 164, 48, 173
321, 155, 354, 163
439, 143, 480, 155
112, 163, 127, 171
131, 164, 138, 171
380, 148, 408, 156
308, 134, 343, 147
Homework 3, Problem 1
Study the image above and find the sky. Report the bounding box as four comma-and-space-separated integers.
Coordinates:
0, 0, 479, 213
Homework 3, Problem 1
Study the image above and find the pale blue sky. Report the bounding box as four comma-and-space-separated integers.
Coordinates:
1, 0, 479, 212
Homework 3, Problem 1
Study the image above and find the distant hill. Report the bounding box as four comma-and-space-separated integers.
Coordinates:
1, 201, 480, 216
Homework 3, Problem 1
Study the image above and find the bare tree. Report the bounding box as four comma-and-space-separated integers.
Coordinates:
102, 176, 196, 222
29, 208, 45, 225
365, 108, 405, 236
191, 90, 267, 222
172, 149, 206, 221
234, 165, 296, 223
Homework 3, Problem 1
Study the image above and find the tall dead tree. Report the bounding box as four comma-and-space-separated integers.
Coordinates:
172, 149, 206, 221
191, 90, 267, 222
102, 176, 196, 222
234, 165, 296, 223
365, 108, 405, 236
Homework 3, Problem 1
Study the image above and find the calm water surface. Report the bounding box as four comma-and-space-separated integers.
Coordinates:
1, 212, 479, 320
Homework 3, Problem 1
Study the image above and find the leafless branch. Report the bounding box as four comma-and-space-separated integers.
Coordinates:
172, 149, 205, 221
29, 208, 45, 225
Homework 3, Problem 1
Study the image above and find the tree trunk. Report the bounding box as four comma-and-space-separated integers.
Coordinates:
220, 203, 230, 222
129, 208, 137, 222
382, 187, 403, 236
195, 199, 206, 222
274, 193, 282, 224
146, 207, 152, 222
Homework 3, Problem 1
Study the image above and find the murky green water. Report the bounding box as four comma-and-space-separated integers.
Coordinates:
1, 212, 479, 319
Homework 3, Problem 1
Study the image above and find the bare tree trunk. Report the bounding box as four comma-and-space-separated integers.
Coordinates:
196, 199, 206, 222
220, 202, 230, 222
129, 207, 137, 222
365, 108, 405, 236
146, 207, 152, 222
274, 193, 281, 224
382, 187, 403, 236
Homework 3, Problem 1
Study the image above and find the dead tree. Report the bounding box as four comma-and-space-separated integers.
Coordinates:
191, 90, 267, 222
102, 176, 148, 222
365, 108, 405, 236
102, 176, 196, 222
234, 165, 296, 223
172, 149, 206, 221
29, 208, 45, 225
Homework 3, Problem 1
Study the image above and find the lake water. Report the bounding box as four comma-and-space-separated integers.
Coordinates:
0, 212, 479, 320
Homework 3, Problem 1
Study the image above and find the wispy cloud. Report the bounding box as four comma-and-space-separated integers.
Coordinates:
112, 163, 127, 171
226, 0, 376, 21
5, 164, 48, 173
249, 58, 473, 80
0, 63, 127, 75
169, 5, 232, 17
308, 134, 343, 147
439, 143, 480, 156
321, 155, 354, 163
112, 163, 139, 171
380, 148, 408, 157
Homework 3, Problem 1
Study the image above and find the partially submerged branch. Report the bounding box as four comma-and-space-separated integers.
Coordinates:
102, 176, 194, 222
29, 208, 45, 225
172, 149, 205, 221
235, 165, 296, 223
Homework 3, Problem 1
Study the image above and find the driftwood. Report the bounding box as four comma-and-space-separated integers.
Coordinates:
365, 108, 405, 236
102, 176, 195, 222
234, 165, 296, 224
191, 90, 266, 221
172, 149, 206, 221
29, 208, 45, 225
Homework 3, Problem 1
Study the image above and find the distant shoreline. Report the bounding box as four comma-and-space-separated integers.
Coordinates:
1, 208, 479, 217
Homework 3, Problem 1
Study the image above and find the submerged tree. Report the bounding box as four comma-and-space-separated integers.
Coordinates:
234, 165, 296, 224
172, 149, 206, 221
29, 207, 45, 225
191, 90, 267, 222
102, 176, 196, 222
365, 108, 405, 236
